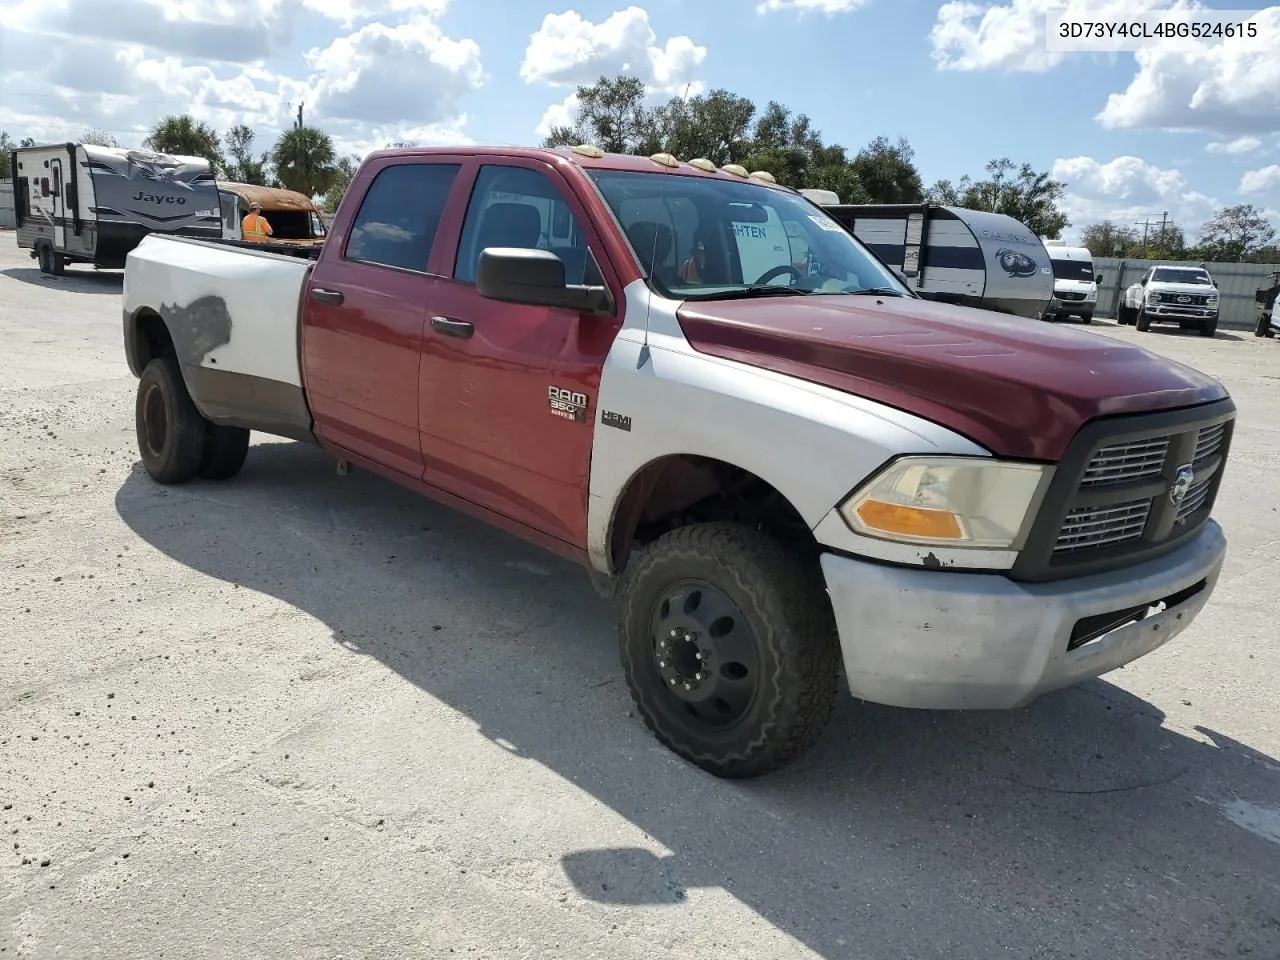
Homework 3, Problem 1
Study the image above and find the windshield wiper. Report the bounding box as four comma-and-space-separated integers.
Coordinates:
846, 287, 907, 297
683, 285, 813, 301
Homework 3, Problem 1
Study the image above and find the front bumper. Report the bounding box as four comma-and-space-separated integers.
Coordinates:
820, 520, 1226, 710
1146, 303, 1217, 321
1049, 296, 1094, 313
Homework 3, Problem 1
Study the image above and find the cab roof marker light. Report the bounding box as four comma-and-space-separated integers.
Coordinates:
650, 152, 680, 168
688, 158, 717, 173
749, 170, 777, 183
571, 144, 604, 158
722, 164, 749, 178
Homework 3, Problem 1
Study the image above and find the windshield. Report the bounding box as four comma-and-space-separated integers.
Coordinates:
1152, 267, 1211, 284
1051, 257, 1095, 282
587, 170, 910, 300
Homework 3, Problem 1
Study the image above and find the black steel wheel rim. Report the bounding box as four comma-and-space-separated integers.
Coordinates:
141, 382, 167, 458
647, 578, 761, 729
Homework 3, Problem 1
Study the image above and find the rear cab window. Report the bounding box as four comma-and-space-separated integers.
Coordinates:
345, 162, 461, 272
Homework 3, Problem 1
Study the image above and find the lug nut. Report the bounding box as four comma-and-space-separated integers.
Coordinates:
669, 629, 680, 639
695, 672, 704, 681
683, 683, 692, 690
669, 678, 678, 685
658, 660, 667, 668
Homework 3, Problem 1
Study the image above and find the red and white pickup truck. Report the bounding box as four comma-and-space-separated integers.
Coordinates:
122, 145, 1235, 777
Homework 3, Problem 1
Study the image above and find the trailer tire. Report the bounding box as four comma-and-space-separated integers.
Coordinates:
198, 424, 250, 480
617, 522, 840, 779
135, 356, 206, 484
36, 243, 64, 276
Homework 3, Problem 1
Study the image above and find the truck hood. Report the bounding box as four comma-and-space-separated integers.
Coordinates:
675, 294, 1227, 460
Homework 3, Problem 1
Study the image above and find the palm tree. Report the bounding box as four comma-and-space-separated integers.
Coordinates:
143, 114, 223, 172
271, 126, 338, 200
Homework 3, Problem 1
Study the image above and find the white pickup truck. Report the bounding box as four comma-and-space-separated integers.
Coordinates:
1117, 264, 1221, 336
120, 144, 1236, 777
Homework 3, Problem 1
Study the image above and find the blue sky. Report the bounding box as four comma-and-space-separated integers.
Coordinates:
3, 0, 1279, 241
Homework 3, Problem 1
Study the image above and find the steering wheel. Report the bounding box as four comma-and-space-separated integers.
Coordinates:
753, 265, 801, 286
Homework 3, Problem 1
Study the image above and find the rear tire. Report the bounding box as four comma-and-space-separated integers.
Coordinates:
198, 423, 250, 480
617, 522, 840, 778
135, 356, 206, 484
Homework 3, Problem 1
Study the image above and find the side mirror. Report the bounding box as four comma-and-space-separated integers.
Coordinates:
1094, 273, 1104, 285
476, 247, 613, 315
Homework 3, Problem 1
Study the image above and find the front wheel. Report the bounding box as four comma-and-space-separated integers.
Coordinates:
1199, 318, 1219, 338
1255, 312, 1272, 337
135, 356, 206, 483
617, 522, 840, 778
1081, 312, 1093, 324
1136, 308, 1152, 332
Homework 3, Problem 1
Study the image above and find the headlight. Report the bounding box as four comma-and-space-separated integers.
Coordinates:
1086, 289, 1097, 300
839, 457, 1048, 550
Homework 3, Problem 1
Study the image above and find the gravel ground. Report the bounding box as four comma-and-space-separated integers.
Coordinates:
1, 235, 1278, 960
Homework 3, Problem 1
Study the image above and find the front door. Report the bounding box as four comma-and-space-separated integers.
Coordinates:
417, 160, 624, 548
50, 159, 66, 249
301, 159, 462, 478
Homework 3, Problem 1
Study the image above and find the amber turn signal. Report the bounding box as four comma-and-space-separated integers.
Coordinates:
854, 500, 964, 540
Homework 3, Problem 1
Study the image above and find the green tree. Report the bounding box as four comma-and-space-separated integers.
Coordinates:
850, 136, 923, 204
270, 125, 338, 199
1194, 203, 1276, 261
958, 158, 1069, 238
1080, 220, 1140, 257
651, 89, 756, 165
144, 114, 224, 172
924, 179, 962, 204
223, 124, 269, 185
0, 131, 14, 180
542, 75, 659, 154
81, 127, 119, 147
321, 155, 361, 214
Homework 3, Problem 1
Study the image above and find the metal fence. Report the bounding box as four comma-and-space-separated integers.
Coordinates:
1092, 256, 1272, 331
0, 182, 14, 229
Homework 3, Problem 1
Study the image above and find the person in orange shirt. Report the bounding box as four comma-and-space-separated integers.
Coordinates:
242, 202, 273, 242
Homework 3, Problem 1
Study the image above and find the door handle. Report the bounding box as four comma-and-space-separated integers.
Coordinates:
310, 287, 344, 305
430, 315, 473, 338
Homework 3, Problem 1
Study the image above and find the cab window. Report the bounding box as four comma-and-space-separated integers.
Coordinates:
345, 162, 461, 272
453, 164, 599, 285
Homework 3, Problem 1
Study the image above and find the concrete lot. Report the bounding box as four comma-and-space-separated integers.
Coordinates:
1, 234, 1278, 959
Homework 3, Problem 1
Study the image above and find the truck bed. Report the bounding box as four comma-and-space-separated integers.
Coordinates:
123, 233, 316, 442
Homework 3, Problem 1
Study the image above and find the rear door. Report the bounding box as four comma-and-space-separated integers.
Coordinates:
415, 159, 625, 547
301, 157, 463, 478
50, 159, 66, 249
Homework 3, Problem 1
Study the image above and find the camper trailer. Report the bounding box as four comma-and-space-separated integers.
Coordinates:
10, 142, 221, 275
216, 181, 327, 256
799, 192, 1054, 320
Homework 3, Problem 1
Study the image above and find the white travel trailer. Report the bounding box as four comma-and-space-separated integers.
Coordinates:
10, 142, 221, 275
799, 192, 1054, 320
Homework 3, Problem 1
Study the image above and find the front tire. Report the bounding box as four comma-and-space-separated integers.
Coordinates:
617, 522, 840, 778
1136, 308, 1152, 332
135, 356, 206, 484
1199, 317, 1219, 338
1081, 312, 1093, 324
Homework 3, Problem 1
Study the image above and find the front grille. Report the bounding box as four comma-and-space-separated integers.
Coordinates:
1154, 293, 1212, 306
1057, 291, 1087, 302
1194, 422, 1226, 461
1012, 399, 1235, 582
1054, 499, 1151, 553
1081, 438, 1169, 487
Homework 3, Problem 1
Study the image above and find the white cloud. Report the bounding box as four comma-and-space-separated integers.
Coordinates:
1207, 136, 1262, 155
1240, 165, 1280, 194
305, 15, 484, 126
536, 93, 581, 138
1051, 154, 1220, 241
756, 0, 870, 13
519, 6, 705, 94
0, 1, 482, 161
299, 0, 447, 27
930, 0, 1191, 72
1098, 8, 1280, 133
